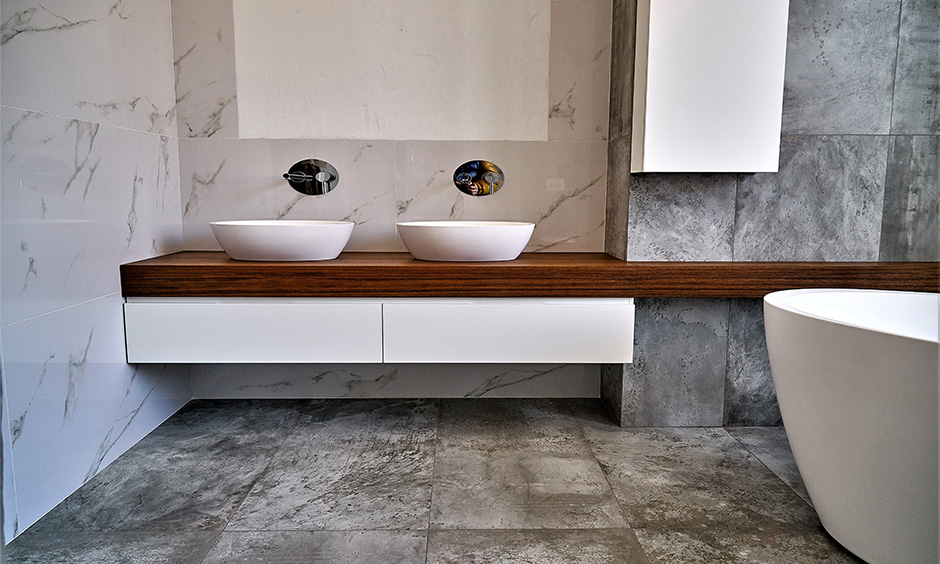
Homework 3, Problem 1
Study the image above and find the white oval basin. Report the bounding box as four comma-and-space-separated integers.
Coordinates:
210, 220, 354, 261
397, 221, 535, 262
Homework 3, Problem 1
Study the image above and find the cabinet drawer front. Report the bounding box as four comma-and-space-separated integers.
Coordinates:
383, 301, 634, 363
124, 302, 382, 363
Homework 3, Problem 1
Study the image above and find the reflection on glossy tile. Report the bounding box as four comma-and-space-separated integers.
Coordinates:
623, 299, 729, 427
428, 529, 650, 564
2, 296, 190, 538
724, 299, 781, 427
202, 531, 427, 564
30, 400, 309, 532
3, 531, 219, 564
227, 400, 436, 531
727, 427, 811, 506
879, 135, 940, 260
891, 0, 940, 134
626, 174, 735, 261
781, 0, 900, 134
432, 399, 626, 530
0, 0, 177, 135
578, 426, 818, 531
634, 524, 863, 564
733, 135, 888, 261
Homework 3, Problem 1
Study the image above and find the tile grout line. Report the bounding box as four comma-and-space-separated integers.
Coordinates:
726, 429, 815, 511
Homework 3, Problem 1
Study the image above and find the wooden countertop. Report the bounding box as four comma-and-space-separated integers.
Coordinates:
120, 251, 939, 298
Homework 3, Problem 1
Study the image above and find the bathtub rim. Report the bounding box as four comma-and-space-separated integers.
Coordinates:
764, 287, 939, 344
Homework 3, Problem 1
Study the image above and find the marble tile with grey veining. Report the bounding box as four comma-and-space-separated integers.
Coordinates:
431, 399, 626, 530
891, 0, 940, 134
190, 363, 599, 399
548, 0, 612, 141
30, 400, 310, 532
1, 0, 177, 135
170, 0, 239, 139
607, 0, 637, 142
201, 531, 428, 564
634, 524, 863, 564
3, 531, 219, 564
178, 137, 398, 251
733, 135, 888, 261
577, 426, 819, 532
226, 399, 436, 531
428, 529, 650, 564
879, 135, 940, 260
781, 0, 901, 134
727, 427, 812, 506
395, 141, 607, 252
604, 136, 631, 260
622, 299, 729, 427
626, 174, 736, 261
724, 299, 781, 427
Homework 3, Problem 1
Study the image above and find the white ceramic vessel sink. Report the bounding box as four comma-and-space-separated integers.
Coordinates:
396, 221, 535, 261
210, 220, 354, 261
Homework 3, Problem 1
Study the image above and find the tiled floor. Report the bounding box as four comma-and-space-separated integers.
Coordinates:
5, 399, 862, 563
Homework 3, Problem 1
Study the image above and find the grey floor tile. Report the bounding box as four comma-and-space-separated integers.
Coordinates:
226, 399, 437, 531
578, 426, 818, 531
427, 529, 650, 564
4, 531, 219, 564
201, 531, 428, 564
634, 524, 863, 563
31, 400, 311, 532
431, 399, 627, 530
726, 427, 811, 506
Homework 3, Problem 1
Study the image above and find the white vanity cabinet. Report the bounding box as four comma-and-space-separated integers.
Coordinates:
123, 298, 634, 364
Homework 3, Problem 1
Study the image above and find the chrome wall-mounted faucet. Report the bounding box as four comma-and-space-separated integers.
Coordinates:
283, 159, 339, 195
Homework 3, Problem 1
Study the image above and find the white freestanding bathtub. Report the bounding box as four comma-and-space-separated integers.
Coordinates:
764, 289, 939, 564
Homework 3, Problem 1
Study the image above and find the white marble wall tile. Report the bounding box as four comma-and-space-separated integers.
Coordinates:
1, 0, 177, 135
626, 174, 736, 261
1, 108, 183, 325
395, 141, 607, 252
191, 364, 599, 399
1, 295, 191, 538
179, 138, 398, 251
548, 0, 612, 141
3, 391, 22, 540
733, 135, 889, 261
171, 0, 239, 139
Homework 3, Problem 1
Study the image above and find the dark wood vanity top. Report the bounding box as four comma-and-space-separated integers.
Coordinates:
120, 251, 939, 298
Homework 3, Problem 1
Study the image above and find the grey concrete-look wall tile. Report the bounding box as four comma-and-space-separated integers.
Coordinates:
626, 175, 736, 261
4, 532, 220, 564
608, 0, 638, 142
579, 427, 819, 531
724, 299, 782, 427
623, 299, 729, 427
880, 135, 940, 260
605, 136, 632, 260
428, 529, 651, 564
733, 135, 889, 261
30, 401, 310, 532
634, 524, 862, 564
891, 0, 940, 134
226, 400, 436, 532
727, 427, 812, 506
432, 399, 626, 530
782, 0, 901, 134
599, 364, 627, 424
201, 531, 427, 564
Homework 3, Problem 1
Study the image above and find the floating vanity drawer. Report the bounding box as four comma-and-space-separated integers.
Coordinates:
124, 299, 383, 363
382, 299, 634, 363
